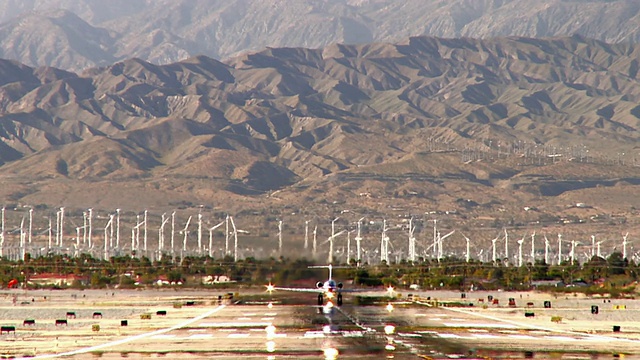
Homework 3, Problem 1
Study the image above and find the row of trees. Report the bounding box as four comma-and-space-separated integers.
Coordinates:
0, 252, 636, 293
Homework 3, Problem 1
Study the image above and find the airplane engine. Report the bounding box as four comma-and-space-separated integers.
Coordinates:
317, 281, 323, 288
337, 282, 343, 289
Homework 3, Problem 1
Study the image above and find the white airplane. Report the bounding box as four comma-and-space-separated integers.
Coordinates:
266, 264, 376, 306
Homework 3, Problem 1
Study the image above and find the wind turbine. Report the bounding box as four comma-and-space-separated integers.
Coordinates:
517, 234, 525, 267
557, 234, 563, 265
225, 215, 230, 256
326, 229, 346, 264
171, 211, 176, 257
380, 219, 389, 263
492, 236, 498, 263
104, 215, 114, 260
407, 217, 416, 262
355, 217, 365, 264
229, 216, 248, 262
197, 211, 203, 254
158, 213, 166, 253
143, 210, 148, 253
312, 225, 318, 258
437, 230, 455, 261
460, 232, 470, 263
208, 221, 225, 258
28, 208, 33, 246
19, 216, 25, 260
544, 235, 550, 264
58, 207, 65, 250
346, 230, 353, 263
277, 219, 283, 256
432, 219, 437, 260
47, 216, 52, 252
304, 220, 310, 250
504, 228, 509, 264
88, 208, 93, 251
115, 208, 120, 249
182, 216, 192, 253
530, 231, 536, 263
0, 207, 4, 258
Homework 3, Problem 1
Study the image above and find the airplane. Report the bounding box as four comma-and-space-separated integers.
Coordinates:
266, 264, 371, 306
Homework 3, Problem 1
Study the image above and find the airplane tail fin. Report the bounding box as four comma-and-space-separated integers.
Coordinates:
308, 264, 351, 280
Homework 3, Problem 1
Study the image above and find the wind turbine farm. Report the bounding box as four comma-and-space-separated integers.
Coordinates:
0, 204, 636, 269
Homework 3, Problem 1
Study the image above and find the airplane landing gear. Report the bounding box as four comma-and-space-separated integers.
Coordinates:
317, 294, 323, 306
337, 293, 343, 306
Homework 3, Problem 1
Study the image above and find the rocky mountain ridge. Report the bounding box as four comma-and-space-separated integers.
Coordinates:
1, 1, 640, 71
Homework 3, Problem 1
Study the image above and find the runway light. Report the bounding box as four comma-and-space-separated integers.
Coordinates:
266, 283, 275, 293
266, 341, 276, 353
266, 324, 277, 338
267, 302, 273, 309
386, 285, 395, 295
325, 301, 334, 308
323, 347, 339, 360
384, 325, 396, 335
386, 302, 394, 312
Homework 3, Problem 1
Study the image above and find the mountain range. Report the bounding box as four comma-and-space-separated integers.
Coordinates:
1, 34, 640, 227
1, 0, 640, 72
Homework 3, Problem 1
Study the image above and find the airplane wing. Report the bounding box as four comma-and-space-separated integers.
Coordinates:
272, 286, 324, 293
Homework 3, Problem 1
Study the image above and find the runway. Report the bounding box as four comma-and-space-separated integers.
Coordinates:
4, 289, 640, 359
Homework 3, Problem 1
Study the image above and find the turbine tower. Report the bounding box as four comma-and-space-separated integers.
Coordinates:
225, 215, 230, 256
171, 211, 176, 257
115, 208, 120, 249
59, 207, 65, 250
380, 219, 389, 263
491, 236, 498, 263
408, 217, 416, 262
197, 212, 203, 254
530, 231, 536, 263
460, 232, 470, 263
544, 235, 550, 264
327, 229, 346, 264
623, 232, 629, 260
432, 219, 437, 260
143, 210, 148, 253
304, 220, 310, 250
517, 235, 524, 267
557, 234, 563, 265
355, 217, 365, 263
159, 213, 169, 257
591, 235, 596, 258
312, 225, 318, 258
28, 208, 33, 246
438, 230, 455, 261
504, 228, 509, 263
0, 207, 4, 258
88, 208, 93, 251
278, 219, 283, 256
